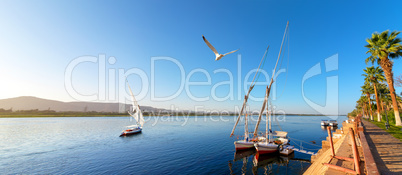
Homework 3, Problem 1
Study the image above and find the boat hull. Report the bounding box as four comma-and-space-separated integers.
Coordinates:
120, 128, 142, 136
329, 123, 338, 127
234, 141, 255, 150
254, 143, 279, 154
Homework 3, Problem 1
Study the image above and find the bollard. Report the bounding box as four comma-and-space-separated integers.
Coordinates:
349, 128, 361, 174
327, 126, 335, 157
323, 128, 361, 174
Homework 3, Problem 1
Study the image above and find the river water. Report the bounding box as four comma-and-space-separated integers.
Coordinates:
0, 115, 346, 174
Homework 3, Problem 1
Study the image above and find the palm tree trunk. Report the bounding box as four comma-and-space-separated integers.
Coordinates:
380, 58, 402, 126
373, 83, 381, 122
388, 84, 401, 126
366, 93, 373, 121
379, 97, 384, 112
363, 103, 368, 119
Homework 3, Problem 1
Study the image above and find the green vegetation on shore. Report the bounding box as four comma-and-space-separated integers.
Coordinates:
368, 119, 402, 141
349, 30, 402, 127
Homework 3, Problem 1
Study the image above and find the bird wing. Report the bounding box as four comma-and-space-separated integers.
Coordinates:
202, 35, 219, 56
223, 49, 239, 56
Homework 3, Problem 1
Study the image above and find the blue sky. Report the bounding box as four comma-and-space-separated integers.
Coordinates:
1, 0, 402, 115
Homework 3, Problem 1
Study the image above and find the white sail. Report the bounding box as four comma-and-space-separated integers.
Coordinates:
137, 110, 144, 126
127, 80, 145, 127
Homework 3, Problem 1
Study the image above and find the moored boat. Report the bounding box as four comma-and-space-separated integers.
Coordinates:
254, 142, 279, 154
272, 131, 290, 145
252, 22, 290, 155
234, 140, 255, 151
329, 120, 338, 127
321, 120, 329, 126
230, 39, 270, 149
279, 145, 294, 155
253, 86, 279, 155
233, 113, 254, 151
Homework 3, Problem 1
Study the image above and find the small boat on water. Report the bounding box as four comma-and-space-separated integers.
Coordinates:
234, 140, 255, 150
120, 80, 145, 137
253, 86, 279, 155
279, 145, 294, 155
120, 125, 142, 136
321, 120, 329, 126
272, 131, 290, 145
254, 22, 290, 155
231, 21, 291, 155
234, 113, 255, 150
231, 43, 269, 150
271, 131, 294, 155
329, 120, 338, 127
254, 142, 279, 154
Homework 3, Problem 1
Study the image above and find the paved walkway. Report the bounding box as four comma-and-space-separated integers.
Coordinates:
362, 120, 402, 174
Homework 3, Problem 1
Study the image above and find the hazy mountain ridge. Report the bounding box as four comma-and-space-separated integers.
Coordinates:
0, 96, 159, 113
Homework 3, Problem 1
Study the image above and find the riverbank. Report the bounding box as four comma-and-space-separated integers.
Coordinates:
368, 119, 402, 141
304, 121, 362, 174
362, 120, 402, 174
304, 117, 402, 174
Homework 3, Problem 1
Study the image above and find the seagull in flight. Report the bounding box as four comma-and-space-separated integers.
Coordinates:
202, 35, 239, 61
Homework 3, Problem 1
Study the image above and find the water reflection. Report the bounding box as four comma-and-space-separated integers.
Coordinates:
229, 150, 295, 175
252, 153, 294, 174
229, 150, 256, 175
321, 125, 338, 131
234, 149, 256, 162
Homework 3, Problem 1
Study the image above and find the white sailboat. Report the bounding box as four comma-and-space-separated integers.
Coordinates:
254, 86, 279, 154
120, 81, 145, 136
234, 113, 255, 150
231, 46, 270, 150
254, 21, 290, 155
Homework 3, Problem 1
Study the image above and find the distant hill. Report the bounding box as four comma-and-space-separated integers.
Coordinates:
0, 96, 159, 113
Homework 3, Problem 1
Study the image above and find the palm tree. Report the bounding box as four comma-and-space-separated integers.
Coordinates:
381, 92, 392, 112
365, 30, 402, 126
363, 66, 385, 121
357, 95, 369, 119
361, 83, 374, 120
377, 83, 390, 112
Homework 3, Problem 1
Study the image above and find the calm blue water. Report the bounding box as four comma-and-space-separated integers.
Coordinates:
0, 115, 346, 174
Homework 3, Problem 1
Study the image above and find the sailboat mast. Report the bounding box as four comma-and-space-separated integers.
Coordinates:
271, 21, 289, 81
245, 113, 248, 141
257, 21, 289, 140
266, 96, 269, 143
230, 46, 270, 137
268, 99, 272, 142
